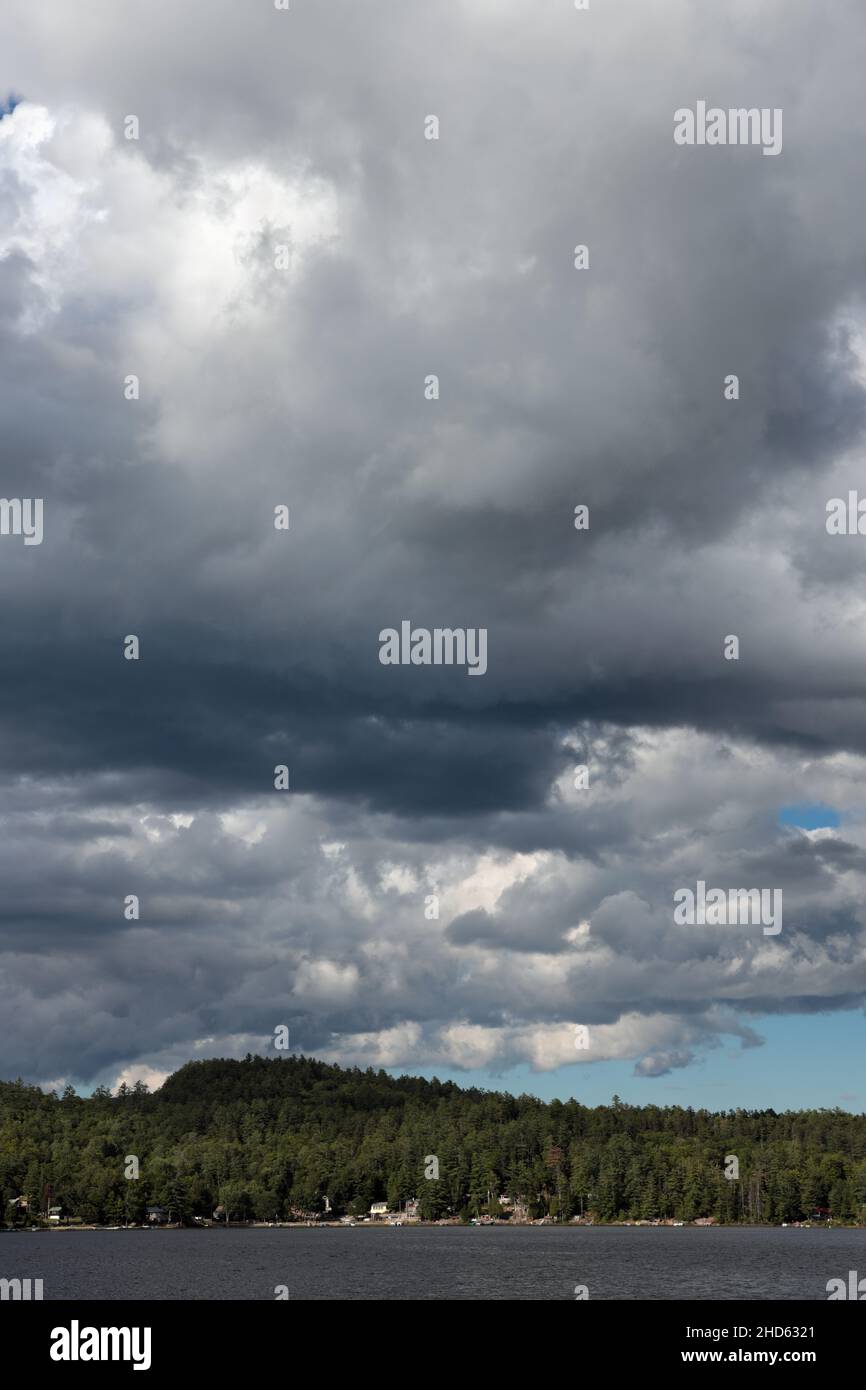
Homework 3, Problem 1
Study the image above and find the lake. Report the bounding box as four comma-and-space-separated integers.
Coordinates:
4, 1226, 866, 1300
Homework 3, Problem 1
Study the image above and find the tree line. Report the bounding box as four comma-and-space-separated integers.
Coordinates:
1, 1055, 864, 1224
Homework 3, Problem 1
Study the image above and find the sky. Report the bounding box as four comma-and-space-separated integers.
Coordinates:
1, 0, 866, 1110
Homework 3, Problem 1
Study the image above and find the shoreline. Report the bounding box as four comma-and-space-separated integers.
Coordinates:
3, 1220, 857, 1233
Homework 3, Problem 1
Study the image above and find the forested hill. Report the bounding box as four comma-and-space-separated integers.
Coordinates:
1, 1055, 865, 1225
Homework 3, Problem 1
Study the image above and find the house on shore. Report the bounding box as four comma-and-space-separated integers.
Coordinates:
499, 1195, 529, 1222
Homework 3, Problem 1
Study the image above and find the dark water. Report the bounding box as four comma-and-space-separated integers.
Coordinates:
3, 1226, 865, 1300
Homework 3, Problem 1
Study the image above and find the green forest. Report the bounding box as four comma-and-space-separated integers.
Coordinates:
2, 1055, 865, 1225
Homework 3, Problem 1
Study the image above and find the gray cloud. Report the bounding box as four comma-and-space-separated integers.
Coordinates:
1, 0, 866, 1086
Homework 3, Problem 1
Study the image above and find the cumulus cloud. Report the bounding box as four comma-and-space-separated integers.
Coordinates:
1, 0, 866, 1089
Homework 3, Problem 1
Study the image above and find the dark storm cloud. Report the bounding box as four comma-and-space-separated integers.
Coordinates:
0, 0, 866, 811
1, 0, 866, 1084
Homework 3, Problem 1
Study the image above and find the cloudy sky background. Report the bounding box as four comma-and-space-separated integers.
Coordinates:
2, 0, 866, 1107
